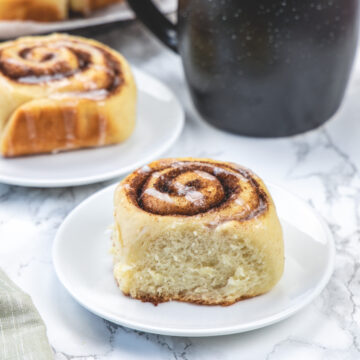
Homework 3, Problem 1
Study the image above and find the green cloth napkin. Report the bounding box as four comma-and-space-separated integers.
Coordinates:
0, 269, 53, 360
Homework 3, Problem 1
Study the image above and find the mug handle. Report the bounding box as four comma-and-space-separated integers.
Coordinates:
127, 0, 178, 52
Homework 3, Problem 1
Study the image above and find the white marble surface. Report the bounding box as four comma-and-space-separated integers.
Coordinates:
1, 21, 360, 359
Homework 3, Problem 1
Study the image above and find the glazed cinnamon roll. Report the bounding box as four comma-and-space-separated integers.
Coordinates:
0, 0, 68, 22
113, 158, 284, 306
70, 0, 123, 15
0, 34, 136, 157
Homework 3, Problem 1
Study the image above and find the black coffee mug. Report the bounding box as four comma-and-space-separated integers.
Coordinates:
127, 0, 359, 137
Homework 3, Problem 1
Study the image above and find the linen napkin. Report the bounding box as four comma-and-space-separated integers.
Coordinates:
0, 269, 53, 360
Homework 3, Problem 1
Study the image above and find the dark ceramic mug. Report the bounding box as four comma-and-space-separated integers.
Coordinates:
127, 0, 359, 137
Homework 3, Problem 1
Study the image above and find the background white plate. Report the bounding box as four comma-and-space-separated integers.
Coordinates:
0, 68, 184, 188
53, 183, 335, 337
0, 0, 176, 39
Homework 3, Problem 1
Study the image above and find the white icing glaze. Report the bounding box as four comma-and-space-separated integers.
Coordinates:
18, 73, 72, 84
138, 165, 151, 173
118, 183, 131, 191
24, 111, 37, 141
173, 181, 187, 195
212, 165, 249, 181
171, 161, 249, 182
185, 190, 205, 205
2, 57, 25, 66
97, 114, 107, 146
144, 188, 174, 203
194, 170, 216, 181
62, 108, 76, 143
49, 89, 109, 100
173, 181, 205, 205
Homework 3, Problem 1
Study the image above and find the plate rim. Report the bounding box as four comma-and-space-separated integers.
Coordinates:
53, 182, 335, 337
0, 67, 184, 188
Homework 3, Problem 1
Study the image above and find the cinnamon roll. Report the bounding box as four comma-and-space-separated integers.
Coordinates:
0, 0, 68, 22
113, 158, 284, 306
0, 34, 136, 157
70, 0, 123, 15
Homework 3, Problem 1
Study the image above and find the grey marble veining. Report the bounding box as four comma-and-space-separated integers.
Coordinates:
1, 21, 360, 359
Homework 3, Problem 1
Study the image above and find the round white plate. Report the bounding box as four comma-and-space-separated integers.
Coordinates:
0, 68, 184, 187
53, 183, 335, 337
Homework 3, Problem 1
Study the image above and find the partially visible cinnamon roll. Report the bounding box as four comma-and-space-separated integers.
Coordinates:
113, 158, 284, 306
70, 0, 123, 15
0, 0, 68, 22
0, 33, 136, 157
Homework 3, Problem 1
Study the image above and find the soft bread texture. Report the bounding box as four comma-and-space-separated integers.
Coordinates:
70, 0, 123, 15
0, 0, 68, 22
0, 33, 136, 157
113, 158, 284, 306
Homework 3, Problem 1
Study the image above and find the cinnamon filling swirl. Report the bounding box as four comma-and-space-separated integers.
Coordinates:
125, 160, 268, 219
0, 39, 123, 96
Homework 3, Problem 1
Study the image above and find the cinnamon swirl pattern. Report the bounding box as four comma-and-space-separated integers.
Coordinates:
0, 34, 136, 157
113, 158, 284, 305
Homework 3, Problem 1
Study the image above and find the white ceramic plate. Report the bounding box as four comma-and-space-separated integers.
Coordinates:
53, 183, 335, 337
0, 68, 184, 188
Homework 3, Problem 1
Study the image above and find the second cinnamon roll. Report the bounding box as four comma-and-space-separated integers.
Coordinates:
0, 33, 136, 157
113, 158, 284, 306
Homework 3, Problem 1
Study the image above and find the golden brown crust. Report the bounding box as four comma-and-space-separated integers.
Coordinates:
1, 100, 115, 156
0, 34, 136, 157
0, 0, 67, 22
89, 0, 123, 10
70, 0, 123, 15
122, 290, 263, 306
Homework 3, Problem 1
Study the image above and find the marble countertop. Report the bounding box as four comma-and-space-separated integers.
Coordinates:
1, 21, 360, 359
